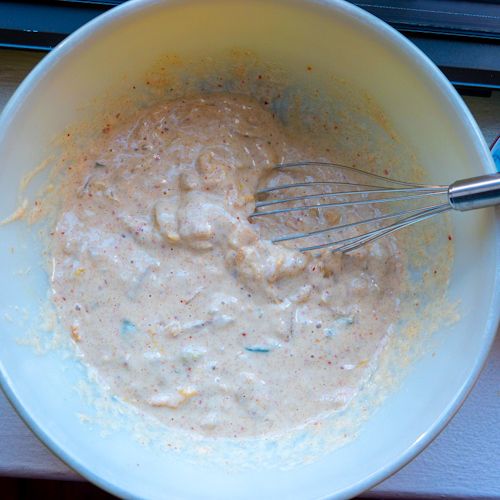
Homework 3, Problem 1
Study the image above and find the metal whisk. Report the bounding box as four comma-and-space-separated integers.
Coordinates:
250, 162, 500, 253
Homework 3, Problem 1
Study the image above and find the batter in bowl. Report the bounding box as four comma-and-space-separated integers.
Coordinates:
50, 94, 405, 437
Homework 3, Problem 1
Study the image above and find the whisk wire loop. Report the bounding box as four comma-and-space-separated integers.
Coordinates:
251, 161, 500, 253
250, 162, 458, 253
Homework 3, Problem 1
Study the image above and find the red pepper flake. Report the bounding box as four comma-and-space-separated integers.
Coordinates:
241, 332, 247, 336
307, 65, 312, 71
102, 124, 111, 134
264, 100, 269, 105
448, 234, 453, 241
327, 361, 332, 365
384, 169, 389, 175
257, 75, 262, 80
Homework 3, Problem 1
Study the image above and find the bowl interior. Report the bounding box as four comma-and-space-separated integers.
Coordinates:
0, 1, 498, 498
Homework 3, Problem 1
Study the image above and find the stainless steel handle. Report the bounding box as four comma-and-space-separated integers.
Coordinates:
448, 173, 500, 211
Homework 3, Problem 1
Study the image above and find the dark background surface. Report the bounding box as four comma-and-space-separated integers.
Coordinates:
0, 477, 115, 499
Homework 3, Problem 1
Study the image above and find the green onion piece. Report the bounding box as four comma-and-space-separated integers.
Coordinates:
245, 346, 271, 353
121, 319, 136, 335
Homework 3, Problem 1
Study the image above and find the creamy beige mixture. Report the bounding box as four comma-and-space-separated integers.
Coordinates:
50, 94, 406, 438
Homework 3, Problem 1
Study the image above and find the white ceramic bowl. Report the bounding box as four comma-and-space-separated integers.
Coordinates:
0, 1, 498, 498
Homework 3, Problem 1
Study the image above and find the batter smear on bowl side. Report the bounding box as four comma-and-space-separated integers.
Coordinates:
50, 94, 407, 437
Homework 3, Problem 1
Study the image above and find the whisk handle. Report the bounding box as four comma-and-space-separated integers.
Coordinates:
448, 173, 500, 211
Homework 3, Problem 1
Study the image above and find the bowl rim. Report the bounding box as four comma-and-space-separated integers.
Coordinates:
0, 0, 499, 498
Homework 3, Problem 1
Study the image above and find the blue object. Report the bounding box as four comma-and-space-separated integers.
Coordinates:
491, 136, 500, 172
120, 319, 136, 335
